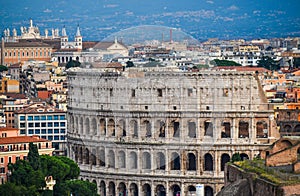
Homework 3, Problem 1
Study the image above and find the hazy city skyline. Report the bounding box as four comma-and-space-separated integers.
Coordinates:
0, 0, 300, 41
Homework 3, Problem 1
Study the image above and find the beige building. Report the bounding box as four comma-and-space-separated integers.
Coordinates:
67, 67, 279, 196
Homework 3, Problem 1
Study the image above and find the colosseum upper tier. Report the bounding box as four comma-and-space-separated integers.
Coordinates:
67, 67, 279, 196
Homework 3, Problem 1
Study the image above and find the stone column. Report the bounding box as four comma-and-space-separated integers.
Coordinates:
181, 183, 185, 196
250, 117, 256, 143
231, 118, 237, 143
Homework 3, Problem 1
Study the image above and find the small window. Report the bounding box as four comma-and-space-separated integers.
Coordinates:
223, 88, 229, 97
157, 89, 163, 97
188, 88, 193, 96
145, 106, 148, 110
131, 89, 136, 97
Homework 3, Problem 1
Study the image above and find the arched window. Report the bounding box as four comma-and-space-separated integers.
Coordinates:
204, 186, 213, 196
143, 120, 152, 137
130, 120, 138, 138
118, 182, 126, 196
130, 183, 138, 196
204, 153, 213, 171
99, 149, 105, 167
108, 150, 115, 168
221, 153, 230, 171
187, 186, 196, 196
171, 184, 181, 196
84, 148, 89, 164
80, 117, 84, 134
118, 119, 126, 137
221, 122, 231, 138
156, 120, 166, 137
109, 182, 116, 196
187, 153, 197, 171
91, 149, 96, 165
142, 184, 151, 196
85, 118, 90, 135
100, 119, 106, 136
284, 125, 292, 132
118, 151, 126, 168
156, 185, 166, 196
129, 151, 138, 169
171, 152, 180, 170
156, 152, 166, 170
100, 181, 106, 196
240, 153, 249, 160
256, 121, 268, 138
294, 124, 300, 133
142, 152, 151, 169
91, 118, 97, 135
204, 121, 213, 137
79, 146, 83, 163
108, 119, 115, 136
238, 121, 249, 138
188, 121, 196, 138
75, 116, 78, 133
170, 120, 180, 137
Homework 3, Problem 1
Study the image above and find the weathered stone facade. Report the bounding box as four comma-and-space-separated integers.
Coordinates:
67, 67, 279, 196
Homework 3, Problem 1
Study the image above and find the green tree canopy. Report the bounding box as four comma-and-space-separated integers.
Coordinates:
2, 145, 97, 196
40, 155, 70, 183
231, 153, 242, 163
126, 61, 134, 67
0, 65, 8, 72
211, 59, 242, 66
257, 56, 280, 71
28, 143, 40, 170
66, 60, 81, 69
61, 180, 98, 196
8, 160, 45, 189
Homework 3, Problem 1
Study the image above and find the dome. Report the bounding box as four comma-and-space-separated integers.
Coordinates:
102, 25, 199, 45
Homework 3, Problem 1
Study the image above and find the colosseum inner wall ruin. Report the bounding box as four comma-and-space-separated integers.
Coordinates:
67, 67, 279, 196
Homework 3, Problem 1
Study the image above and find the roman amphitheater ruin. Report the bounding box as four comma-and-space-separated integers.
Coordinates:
67, 67, 279, 196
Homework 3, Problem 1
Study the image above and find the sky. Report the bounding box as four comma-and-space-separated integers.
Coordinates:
0, 0, 299, 41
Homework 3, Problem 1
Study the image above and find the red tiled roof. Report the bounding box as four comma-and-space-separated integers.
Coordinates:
82, 41, 98, 50
0, 135, 48, 145
4, 42, 51, 48
4, 93, 27, 99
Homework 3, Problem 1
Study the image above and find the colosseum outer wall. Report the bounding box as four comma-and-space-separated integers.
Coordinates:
67, 67, 279, 196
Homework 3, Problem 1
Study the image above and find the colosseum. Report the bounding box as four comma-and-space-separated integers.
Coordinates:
67, 67, 279, 196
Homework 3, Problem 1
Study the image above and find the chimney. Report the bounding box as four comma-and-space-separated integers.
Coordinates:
170, 28, 173, 43
1, 37, 4, 65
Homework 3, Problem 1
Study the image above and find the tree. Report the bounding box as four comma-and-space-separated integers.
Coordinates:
8, 160, 45, 191
293, 57, 300, 68
61, 180, 98, 196
0, 65, 8, 72
40, 155, 70, 183
126, 61, 134, 67
55, 156, 80, 180
257, 56, 280, 71
28, 143, 40, 170
212, 59, 242, 66
231, 153, 242, 163
1, 147, 97, 196
66, 60, 81, 69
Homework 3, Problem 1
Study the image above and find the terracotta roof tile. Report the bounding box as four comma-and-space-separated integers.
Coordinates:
0, 136, 49, 145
